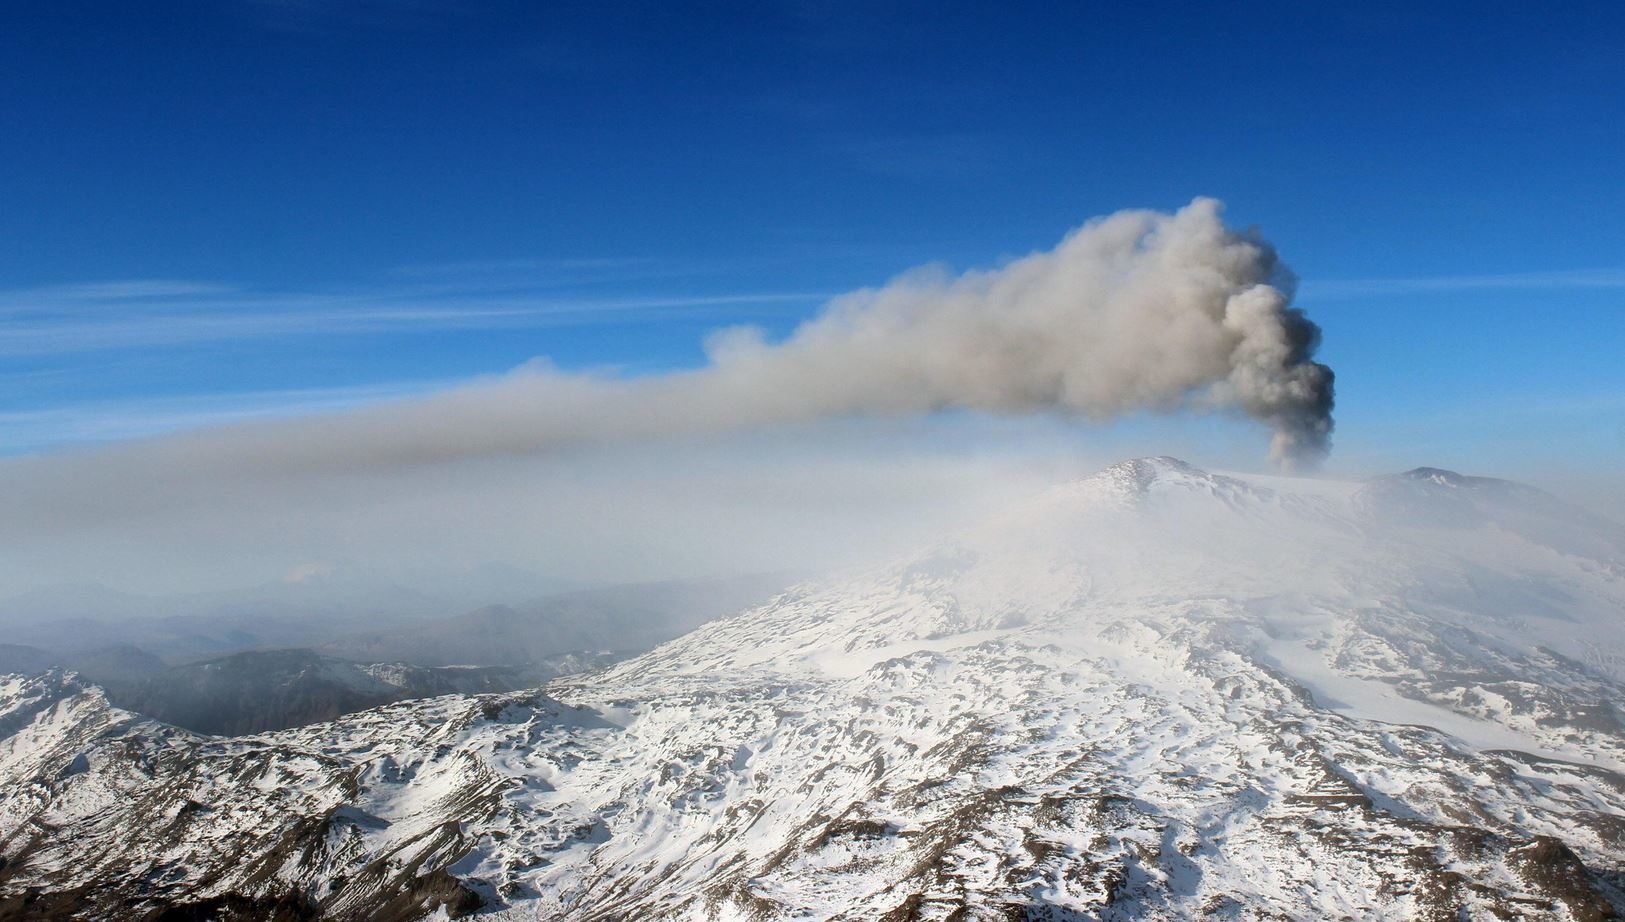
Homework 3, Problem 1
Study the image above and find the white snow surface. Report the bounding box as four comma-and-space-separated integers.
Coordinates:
3, 457, 1625, 920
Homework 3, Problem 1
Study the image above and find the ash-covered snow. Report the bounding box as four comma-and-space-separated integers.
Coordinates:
3, 457, 1625, 920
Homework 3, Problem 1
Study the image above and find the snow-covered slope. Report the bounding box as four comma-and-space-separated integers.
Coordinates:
3, 458, 1624, 920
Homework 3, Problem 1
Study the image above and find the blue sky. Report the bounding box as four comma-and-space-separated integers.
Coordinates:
3, 1, 1624, 476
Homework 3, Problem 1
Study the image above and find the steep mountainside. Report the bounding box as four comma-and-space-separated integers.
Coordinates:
2, 459, 1625, 920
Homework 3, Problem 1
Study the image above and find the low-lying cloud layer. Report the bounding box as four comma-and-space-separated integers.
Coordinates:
119, 197, 1335, 478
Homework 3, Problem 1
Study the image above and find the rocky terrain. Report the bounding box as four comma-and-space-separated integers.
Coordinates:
2, 458, 1624, 920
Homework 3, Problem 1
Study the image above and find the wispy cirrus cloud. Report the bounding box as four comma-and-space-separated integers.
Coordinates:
1301, 268, 1625, 299
0, 280, 825, 356
387, 256, 663, 280
0, 378, 459, 453
0, 280, 242, 304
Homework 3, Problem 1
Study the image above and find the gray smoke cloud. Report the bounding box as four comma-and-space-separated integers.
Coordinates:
72, 197, 1337, 476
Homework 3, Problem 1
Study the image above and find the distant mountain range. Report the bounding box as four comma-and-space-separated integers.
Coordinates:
0, 564, 569, 661
0, 574, 790, 734
102, 648, 614, 736
318, 575, 793, 666
0, 575, 446, 659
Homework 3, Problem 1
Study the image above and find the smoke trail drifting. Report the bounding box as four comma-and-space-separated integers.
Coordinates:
135, 197, 1335, 473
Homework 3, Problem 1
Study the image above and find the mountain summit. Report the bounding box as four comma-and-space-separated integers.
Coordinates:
3, 460, 1624, 920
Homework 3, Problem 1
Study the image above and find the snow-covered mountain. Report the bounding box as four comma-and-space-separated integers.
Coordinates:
3, 458, 1624, 920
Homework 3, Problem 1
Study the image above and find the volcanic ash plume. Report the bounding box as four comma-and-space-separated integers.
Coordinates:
158, 197, 1336, 473
696, 195, 1335, 466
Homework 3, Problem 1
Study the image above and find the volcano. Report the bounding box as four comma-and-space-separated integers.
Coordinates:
3, 458, 1624, 920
